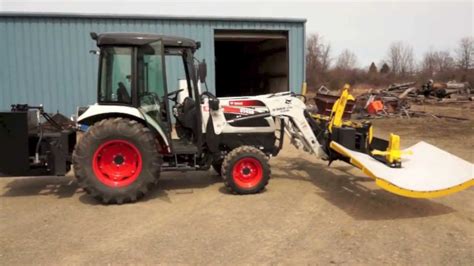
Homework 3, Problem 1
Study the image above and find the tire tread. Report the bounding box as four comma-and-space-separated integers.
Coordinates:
221, 146, 270, 194
73, 118, 162, 204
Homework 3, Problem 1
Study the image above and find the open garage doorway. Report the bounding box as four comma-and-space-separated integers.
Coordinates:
214, 30, 289, 97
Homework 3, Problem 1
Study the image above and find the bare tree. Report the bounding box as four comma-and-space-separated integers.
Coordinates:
399, 44, 415, 76
421, 50, 437, 76
306, 34, 320, 73
320, 42, 331, 73
387, 41, 415, 76
456, 37, 474, 70
422, 50, 455, 76
387, 43, 402, 74
435, 51, 455, 72
336, 49, 358, 70
306, 33, 332, 87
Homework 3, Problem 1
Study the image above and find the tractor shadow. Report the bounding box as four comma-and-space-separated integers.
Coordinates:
271, 157, 455, 221
1, 175, 79, 199
142, 172, 223, 201
0, 171, 223, 205
79, 172, 223, 205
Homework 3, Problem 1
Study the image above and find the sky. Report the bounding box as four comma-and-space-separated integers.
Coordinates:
1, 0, 472, 67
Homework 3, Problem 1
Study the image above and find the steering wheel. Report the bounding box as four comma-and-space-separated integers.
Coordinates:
140, 91, 161, 103
166, 89, 184, 103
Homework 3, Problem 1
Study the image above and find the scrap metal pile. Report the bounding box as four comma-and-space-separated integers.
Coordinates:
312, 81, 472, 120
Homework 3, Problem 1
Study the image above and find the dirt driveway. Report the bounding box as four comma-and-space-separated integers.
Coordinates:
1, 105, 473, 264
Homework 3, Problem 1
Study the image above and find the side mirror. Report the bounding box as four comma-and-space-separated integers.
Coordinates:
89, 50, 100, 55
197, 59, 207, 83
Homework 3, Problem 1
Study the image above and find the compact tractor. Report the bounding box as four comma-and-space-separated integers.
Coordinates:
0, 32, 472, 204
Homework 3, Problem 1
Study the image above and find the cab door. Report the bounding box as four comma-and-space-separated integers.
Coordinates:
136, 40, 172, 138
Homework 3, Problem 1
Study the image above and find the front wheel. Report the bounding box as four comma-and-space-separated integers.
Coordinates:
221, 146, 270, 194
73, 118, 162, 204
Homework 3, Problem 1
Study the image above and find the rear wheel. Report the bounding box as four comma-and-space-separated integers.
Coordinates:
73, 118, 162, 204
221, 146, 270, 194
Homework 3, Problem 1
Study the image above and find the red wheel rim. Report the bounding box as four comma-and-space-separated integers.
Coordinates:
92, 140, 142, 187
232, 157, 263, 188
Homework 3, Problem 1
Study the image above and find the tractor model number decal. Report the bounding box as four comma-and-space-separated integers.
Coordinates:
223, 106, 255, 115
240, 108, 255, 115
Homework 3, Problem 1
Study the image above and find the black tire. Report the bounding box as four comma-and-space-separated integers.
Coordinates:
221, 146, 270, 194
73, 118, 162, 204
212, 159, 223, 176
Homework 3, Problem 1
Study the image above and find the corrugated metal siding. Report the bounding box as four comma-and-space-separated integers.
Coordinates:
0, 15, 305, 115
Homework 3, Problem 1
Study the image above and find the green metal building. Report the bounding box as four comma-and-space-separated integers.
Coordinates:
0, 12, 306, 115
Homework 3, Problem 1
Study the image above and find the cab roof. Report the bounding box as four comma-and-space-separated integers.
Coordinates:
92, 32, 199, 50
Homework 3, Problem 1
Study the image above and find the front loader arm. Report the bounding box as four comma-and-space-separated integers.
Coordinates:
261, 87, 473, 199
262, 94, 324, 158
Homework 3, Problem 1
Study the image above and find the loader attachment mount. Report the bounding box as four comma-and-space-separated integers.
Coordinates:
308, 84, 473, 198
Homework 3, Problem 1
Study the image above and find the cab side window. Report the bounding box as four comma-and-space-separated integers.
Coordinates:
99, 47, 132, 104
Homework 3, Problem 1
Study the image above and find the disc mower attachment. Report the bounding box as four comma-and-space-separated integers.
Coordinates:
330, 141, 473, 198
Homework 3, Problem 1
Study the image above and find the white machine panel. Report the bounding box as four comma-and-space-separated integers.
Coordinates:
331, 141, 473, 193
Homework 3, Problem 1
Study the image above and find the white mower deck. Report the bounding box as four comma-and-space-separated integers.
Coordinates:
330, 141, 473, 198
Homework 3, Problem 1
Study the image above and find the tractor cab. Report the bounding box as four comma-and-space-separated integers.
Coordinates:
87, 32, 208, 168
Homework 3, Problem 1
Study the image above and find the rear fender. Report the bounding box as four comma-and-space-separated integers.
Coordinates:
77, 104, 170, 150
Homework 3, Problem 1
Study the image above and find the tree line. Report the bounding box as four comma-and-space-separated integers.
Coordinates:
305, 33, 474, 91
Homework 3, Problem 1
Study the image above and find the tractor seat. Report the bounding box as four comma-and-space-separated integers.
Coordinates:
176, 97, 198, 138
181, 97, 197, 128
